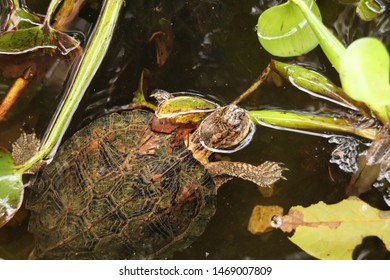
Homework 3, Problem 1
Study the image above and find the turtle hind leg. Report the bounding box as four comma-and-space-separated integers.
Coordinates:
211, 175, 232, 189
205, 161, 287, 188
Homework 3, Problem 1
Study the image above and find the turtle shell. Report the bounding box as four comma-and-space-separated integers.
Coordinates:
26, 109, 217, 259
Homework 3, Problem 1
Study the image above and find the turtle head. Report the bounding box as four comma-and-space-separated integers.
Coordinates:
195, 105, 255, 154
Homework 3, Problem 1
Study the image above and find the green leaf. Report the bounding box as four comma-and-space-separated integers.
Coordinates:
0, 148, 24, 228
280, 197, 390, 259
3, 0, 42, 31
11, 8, 42, 30
155, 95, 217, 124
340, 38, 390, 122
257, 0, 321, 57
357, 0, 385, 21
0, 0, 79, 55
0, 25, 79, 55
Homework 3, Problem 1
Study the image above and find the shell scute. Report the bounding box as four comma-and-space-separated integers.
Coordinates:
27, 109, 217, 259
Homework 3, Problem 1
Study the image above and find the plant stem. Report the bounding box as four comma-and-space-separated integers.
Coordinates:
52, 0, 87, 30
44, 0, 63, 26
16, 0, 124, 174
291, 0, 345, 72
11, 0, 20, 9
0, 66, 35, 121
231, 65, 271, 105
249, 110, 378, 140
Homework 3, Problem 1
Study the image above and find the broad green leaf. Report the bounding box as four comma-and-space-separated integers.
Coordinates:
280, 197, 390, 259
257, 0, 321, 57
340, 38, 390, 122
249, 110, 377, 140
0, 148, 24, 228
340, 38, 390, 103
0, 25, 79, 55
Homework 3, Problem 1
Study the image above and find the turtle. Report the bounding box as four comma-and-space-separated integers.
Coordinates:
26, 104, 286, 259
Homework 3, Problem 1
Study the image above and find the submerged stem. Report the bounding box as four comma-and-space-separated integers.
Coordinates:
16, 0, 124, 174
231, 65, 271, 105
44, 0, 63, 26
0, 66, 35, 121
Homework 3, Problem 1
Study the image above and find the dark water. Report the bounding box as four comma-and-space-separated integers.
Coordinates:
0, 0, 389, 259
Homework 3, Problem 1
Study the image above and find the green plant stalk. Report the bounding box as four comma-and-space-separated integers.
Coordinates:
249, 110, 377, 140
10, 0, 20, 10
11, 0, 20, 9
290, 0, 345, 72
290, 0, 390, 124
132, 70, 156, 111
16, 0, 124, 174
232, 65, 271, 105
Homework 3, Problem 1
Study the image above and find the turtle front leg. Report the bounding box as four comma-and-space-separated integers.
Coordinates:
205, 161, 287, 188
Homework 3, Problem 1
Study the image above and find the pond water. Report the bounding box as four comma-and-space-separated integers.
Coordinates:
0, 0, 389, 259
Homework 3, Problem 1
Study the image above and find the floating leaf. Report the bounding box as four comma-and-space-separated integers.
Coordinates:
257, 0, 321, 57
279, 197, 390, 259
10, 6, 42, 30
0, 25, 79, 55
0, 0, 80, 55
1, 0, 42, 32
340, 38, 390, 123
0, 148, 24, 228
356, 0, 385, 21
155, 95, 217, 124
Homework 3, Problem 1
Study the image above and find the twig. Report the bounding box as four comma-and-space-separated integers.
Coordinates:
231, 64, 271, 105
52, 0, 87, 30
0, 66, 35, 121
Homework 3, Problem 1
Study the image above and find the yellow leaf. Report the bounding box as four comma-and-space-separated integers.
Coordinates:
281, 197, 390, 259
